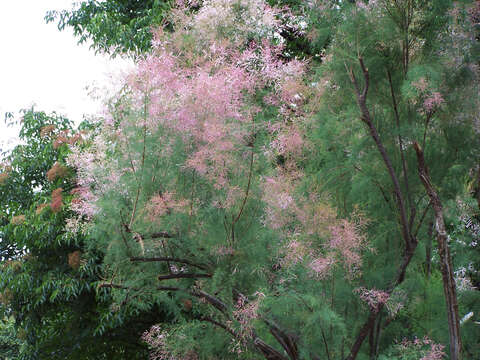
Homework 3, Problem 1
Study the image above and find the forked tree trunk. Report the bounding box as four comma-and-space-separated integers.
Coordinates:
345, 57, 419, 360
414, 142, 462, 360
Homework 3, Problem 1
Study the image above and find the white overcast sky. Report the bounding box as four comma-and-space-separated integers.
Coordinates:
0, 0, 132, 152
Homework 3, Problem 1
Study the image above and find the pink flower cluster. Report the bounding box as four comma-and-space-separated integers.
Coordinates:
263, 174, 370, 280
309, 256, 335, 279
146, 192, 189, 222
412, 77, 429, 92
141, 325, 177, 360
384, 289, 406, 317
269, 126, 304, 159
66, 137, 121, 219
126, 41, 260, 190
65, 0, 310, 239
232, 292, 265, 337
411, 77, 445, 114
327, 217, 368, 278
398, 336, 446, 360
213, 245, 235, 256
70, 187, 98, 219
305, 209, 369, 280
192, 0, 279, 46
283, 239, 310, 266
239, 40, 306, 104
356, 0, 380, 11
262, 175, 300, 229
354, 287, 390, 313
423, 92, 444, 113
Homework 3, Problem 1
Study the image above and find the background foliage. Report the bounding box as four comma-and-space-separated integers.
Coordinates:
1, 0, 480, 359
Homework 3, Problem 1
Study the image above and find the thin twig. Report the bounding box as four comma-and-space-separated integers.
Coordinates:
130, 257, 208, 270
157, 273, 212, 281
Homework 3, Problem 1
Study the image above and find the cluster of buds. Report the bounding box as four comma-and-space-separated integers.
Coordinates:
354, 287, 390, 313
0, 163, 12, 185
53, 130, 83, 149
51, 188, 63, 213
67, 250, 83, 270
46, 162, 69, 182
40, 125, 56, 138
397, 336, 446, 360
10, 215, 26, 225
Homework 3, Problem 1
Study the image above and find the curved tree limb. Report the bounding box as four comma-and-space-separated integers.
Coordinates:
413, 142, 462, 360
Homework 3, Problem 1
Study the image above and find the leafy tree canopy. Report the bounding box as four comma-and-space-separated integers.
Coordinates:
0, 110, 168, 359
59, 1, 480, 359
3, 1, 480, 360
45, 0, 173, 56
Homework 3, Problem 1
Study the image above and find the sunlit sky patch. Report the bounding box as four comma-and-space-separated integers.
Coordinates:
0, 0, 132, 152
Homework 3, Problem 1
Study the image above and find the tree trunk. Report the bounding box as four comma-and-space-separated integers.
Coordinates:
414, 142, 462, 360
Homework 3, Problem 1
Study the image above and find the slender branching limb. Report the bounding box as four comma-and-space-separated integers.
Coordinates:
345, 57, 418, 360
157, 273, 212, 281
130, 257, 209, 270
413, 142, 462, 360
387, 69, 416, 230
349, 58, 413, 251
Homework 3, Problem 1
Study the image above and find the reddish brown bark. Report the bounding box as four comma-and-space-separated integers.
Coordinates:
414, 142, 462, 360
345, 57, 418, 360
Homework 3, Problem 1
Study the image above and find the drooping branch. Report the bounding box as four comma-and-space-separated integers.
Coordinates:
254, 337, 289, 360
99, 281, 289, 359
230, 145, 255, 245
264, 318, 299, 360
321, 326, 331, 360
99, 282, 226, 315
199, 317, 289, 360
129, 95, 147, 228
198, 316, 240, 338
129, 186, 141, 229
413, 142, 462, 360
157, 273, 212, 281
119, 226, 133, 256
195, 293, 289, 360
191, 289, 228, 313
98, 282, 180, 292
130, 257, 209, 271
123, 224, 176, 239
98, 283, 136, 291
151, 231, 176, 239
195, 291, 289, 360
346, 310, 377, 360
232, 289, 299, 360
